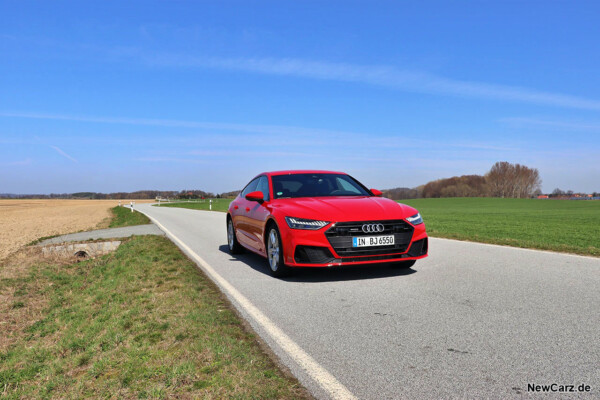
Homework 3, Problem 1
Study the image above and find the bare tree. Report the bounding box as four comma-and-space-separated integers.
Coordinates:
422, 175, 487, 198
485, 161, 541, 198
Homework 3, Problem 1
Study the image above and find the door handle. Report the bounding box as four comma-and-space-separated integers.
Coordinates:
245, 207, 250, 212
234, 205, 239, 210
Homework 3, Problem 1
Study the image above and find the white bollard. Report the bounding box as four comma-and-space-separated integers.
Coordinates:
210, 199, 212, 211
130, 201, 133, 213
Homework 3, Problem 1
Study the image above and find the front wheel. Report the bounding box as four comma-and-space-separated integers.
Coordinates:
227, 218, 244, 254
266, 226, 291, 277
389, 260, 416, 269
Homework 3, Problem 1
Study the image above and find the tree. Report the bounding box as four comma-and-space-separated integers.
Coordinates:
382, 187, 420, 200
485, 161, 541, 198
421, 175, 487, 198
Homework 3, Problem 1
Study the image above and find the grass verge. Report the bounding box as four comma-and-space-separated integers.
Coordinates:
0, 236, 309, 399
402, 198, 600, 256
27, 234, 61, 246
157, 199, 232, 213
108, 206, 151, 228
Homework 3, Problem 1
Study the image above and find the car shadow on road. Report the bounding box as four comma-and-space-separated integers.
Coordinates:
218, 245, 416, 282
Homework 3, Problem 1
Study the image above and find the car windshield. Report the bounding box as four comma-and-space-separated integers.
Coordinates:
271, 173, 371, 199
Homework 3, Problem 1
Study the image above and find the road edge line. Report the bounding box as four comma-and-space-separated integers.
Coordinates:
143, 210, 357, 400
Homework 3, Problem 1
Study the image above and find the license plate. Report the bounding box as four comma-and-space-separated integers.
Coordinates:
352, 235, 395, 247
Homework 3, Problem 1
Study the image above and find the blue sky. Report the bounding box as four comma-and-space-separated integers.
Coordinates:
1, 1, 599, 194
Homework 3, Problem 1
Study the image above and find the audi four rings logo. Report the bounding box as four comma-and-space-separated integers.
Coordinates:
362, 223, 385, 233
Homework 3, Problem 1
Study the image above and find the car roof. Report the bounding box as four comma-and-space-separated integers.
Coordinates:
258, 170, 347, 177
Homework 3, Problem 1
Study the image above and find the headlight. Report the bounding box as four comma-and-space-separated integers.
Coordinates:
285, 217, 330, 230
406, 212, 423, 225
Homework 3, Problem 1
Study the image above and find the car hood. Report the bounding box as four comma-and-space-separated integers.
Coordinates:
272, 196, 417, 222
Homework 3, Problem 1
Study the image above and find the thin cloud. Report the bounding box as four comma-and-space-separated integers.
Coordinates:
188, 149, 316, 158
6, 158, 32, 166
500, 117, 600, 131
0, 111, 353, 138
446, 142, 519, 152
143, 55, 600, 111
8, 37, 599, 110
2, 111, 521, 154
134, 157, 211, 164
50, 145, 78, 163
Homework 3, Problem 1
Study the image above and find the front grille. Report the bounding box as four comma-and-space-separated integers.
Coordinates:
325, 220, 414, 257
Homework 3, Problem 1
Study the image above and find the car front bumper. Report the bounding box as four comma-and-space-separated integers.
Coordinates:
280, 221, 428, 267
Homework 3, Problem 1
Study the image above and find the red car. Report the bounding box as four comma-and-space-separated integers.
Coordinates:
227, 170, 428, 277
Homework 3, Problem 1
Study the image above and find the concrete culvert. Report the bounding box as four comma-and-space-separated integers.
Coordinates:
74, 250, 89, 259
41, 241, 121, 259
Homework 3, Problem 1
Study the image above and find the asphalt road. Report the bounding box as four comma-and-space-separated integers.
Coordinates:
137, 203, 599, 399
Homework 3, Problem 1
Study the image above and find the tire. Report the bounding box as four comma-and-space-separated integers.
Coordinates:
266, 225, 291, 277
227, 218, 244, 254
389, 260, 416, 269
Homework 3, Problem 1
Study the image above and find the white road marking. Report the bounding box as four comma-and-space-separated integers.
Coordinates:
145, 213, 357, 400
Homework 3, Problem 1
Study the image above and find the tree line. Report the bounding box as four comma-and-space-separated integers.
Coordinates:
383, 161, 542, 199
8, 161, 590, 201
549, 188, 600, 198
0, 190, 224, 200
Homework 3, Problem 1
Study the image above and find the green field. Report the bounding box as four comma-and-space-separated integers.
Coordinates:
157, 199, 232, 213
108, 206, 151, 228
402, 198, 600, 256
0, 236, 308, 399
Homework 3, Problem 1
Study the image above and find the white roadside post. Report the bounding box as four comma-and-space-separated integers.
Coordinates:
118, 200, 121, 207
130, 201, 133, 213
210, 199, 212, 211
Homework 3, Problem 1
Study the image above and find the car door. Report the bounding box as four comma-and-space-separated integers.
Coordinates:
245, 176, 272, 254
234, 177, 259, 249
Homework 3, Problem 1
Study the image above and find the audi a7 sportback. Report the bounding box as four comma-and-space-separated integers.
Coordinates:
227, 170, 428, 277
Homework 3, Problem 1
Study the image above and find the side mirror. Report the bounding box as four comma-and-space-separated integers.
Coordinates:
370, 189, 383, 197
245, 191, 264, 202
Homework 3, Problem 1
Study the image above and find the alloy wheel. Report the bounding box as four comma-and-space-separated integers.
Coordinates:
267, 229, 280, 271
228, 220, 234, 250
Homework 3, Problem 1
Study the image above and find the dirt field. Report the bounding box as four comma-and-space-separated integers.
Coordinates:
0, 199, 151, 260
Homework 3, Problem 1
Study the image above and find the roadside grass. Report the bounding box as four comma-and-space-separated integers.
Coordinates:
0, 235, 309, 399
27, 234, 61, 246
401, 198, 600, 256
157, 199, 232, 213
108, 206, 151, 228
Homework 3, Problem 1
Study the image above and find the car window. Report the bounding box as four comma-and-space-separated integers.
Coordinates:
256, 176, 270, 201
336, 177, 363, 194
272, 173, 371, 198
241, 178, 259, 197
